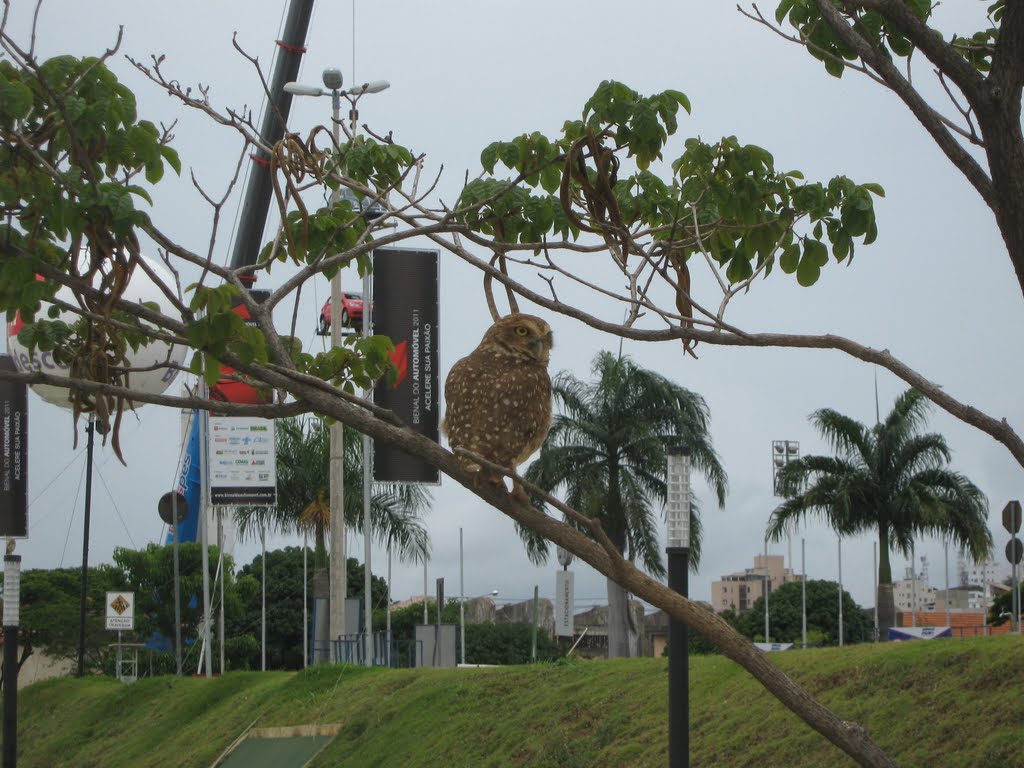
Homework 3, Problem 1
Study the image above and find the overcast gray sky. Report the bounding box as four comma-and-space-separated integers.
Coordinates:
5, 1, 1020, 621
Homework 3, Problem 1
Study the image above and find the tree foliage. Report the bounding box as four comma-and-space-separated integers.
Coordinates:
14, 565, 126, 671
525, 351, 727, 574
234, 416, 431, 568
733, 580, 872, 646
378, 600, 559, 665
768, 389, 992, 638
4, 4, 1022, 761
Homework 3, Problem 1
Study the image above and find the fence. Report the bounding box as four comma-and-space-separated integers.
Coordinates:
332, 632, 423, 668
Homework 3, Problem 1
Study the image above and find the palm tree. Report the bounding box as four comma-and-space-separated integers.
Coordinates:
236, 416, 431, 565
768, 388, 992, 639
524, 351, 728, 658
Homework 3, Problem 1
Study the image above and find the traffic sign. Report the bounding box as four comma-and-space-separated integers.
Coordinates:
105, 591, 135, 631
157, 491, 189, 525
1002, 500, 1022, 534
1007, 537, 1023, 566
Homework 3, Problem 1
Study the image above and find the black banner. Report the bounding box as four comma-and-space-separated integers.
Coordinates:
0, 356, 27, 537
372, 248, 440, 484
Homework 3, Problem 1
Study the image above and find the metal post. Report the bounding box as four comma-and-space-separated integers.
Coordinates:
667, 545, 689, 768
666, 446, 691, 768
530, 586, 539, 663
4, 553, 22, 768
801, 538, 807, 649
386, 547, 392, 668
198, 393, 212, 677
362, 264, 373, 666
303, 530, 308, 668
1013, 558, 1021, 634
172, 488, 182, 675
837, 537, 844, 647
218, 510, 225, 675
459, 528, 465, 665
328, 83, 347, 654
76, 418, 95, 677
261, 525, 266, 671
911, 543, 917, 629
763, 538, 770, 643
944, 539, 951, 629
423, 559, 428, 625
873, 542, 879, 641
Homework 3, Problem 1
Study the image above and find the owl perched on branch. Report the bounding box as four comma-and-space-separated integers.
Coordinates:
443, 313, 553, 502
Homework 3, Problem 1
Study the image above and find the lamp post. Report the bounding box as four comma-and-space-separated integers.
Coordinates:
771, 439, 799, 646
3, 550, 21, 768
665, 446, 691, 768
284, 68, 390, 662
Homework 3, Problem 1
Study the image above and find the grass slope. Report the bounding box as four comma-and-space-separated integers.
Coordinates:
3, 636, 1022, 767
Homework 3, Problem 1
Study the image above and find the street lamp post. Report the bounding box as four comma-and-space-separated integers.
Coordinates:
665, 447, 692, 768
284, 68, 389, 663
771, 439, 799, 647
3, 550, 21, 768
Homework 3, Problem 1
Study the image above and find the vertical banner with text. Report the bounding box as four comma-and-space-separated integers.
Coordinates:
0, 355, 27, 537
372, 248, 440, 484
555, 570, 575, 637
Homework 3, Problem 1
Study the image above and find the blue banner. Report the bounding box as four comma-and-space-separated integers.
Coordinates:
166, 411, 202, 544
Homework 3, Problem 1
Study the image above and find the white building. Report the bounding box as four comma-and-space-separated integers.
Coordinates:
893, 566, 937, 613
961, 557, 1005, 588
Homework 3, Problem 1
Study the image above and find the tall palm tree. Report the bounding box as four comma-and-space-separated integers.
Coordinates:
768, 388, 992, 639
236, 416, 431, 565
524, 351, 728, 658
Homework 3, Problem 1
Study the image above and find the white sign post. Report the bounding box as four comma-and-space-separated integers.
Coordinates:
106, 591, 135, 682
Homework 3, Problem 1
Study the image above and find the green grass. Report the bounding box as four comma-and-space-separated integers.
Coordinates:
3, 636, 1022, 767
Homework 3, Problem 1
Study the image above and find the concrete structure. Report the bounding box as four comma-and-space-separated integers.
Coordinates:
894, 568, 937, 613
710, 554, 800, 614
959, 556, 1006, 588
643, 602, 715, 657
896, 610, 1013, 637
934, 584, 989, 613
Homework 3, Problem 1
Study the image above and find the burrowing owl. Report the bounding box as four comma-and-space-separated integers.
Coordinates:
443, 313, 553, 500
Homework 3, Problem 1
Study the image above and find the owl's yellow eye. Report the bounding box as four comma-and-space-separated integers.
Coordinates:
515, 326, 529, 336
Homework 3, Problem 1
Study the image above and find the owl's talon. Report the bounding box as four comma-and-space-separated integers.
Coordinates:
510, 482, 530, 506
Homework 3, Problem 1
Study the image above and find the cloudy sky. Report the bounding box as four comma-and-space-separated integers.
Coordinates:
5, 2, 1020, 624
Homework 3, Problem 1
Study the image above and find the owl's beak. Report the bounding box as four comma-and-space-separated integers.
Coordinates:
532, 338, 551, 362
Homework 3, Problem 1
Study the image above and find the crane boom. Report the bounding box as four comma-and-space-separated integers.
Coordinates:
228, 0, 317, 279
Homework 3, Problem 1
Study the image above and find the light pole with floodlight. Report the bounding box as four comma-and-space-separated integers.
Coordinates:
283, 68, 390, 664
771, 439, 802, 648
666, 446, 692, 768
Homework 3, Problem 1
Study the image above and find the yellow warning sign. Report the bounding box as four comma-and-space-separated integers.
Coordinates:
110, 595, 130, 615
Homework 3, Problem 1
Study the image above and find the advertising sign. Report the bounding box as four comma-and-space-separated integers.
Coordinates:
105, 591, 135, 631
208, 416, 277, 505
887, 626, 952, 641
372, 248, 440, 484
0, 355, 27, 537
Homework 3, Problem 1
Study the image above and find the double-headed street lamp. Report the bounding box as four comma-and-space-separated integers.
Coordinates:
665, 446, 692, 768
284, 68, 389, 663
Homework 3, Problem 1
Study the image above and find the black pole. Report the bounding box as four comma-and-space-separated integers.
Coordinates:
667, 546, 689, 768
3, 554, 21, 768
76, 418, 95, 677
227, 0, 316, 275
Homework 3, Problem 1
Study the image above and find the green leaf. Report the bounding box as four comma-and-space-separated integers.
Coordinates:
0, 80, 34, 120
159, 145, 182, 175
797, 250, 821, 287
663, 89, 691, 115
480, 143, 499, 174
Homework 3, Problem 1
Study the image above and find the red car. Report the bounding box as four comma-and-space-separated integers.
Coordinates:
318, 292, 365, 334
